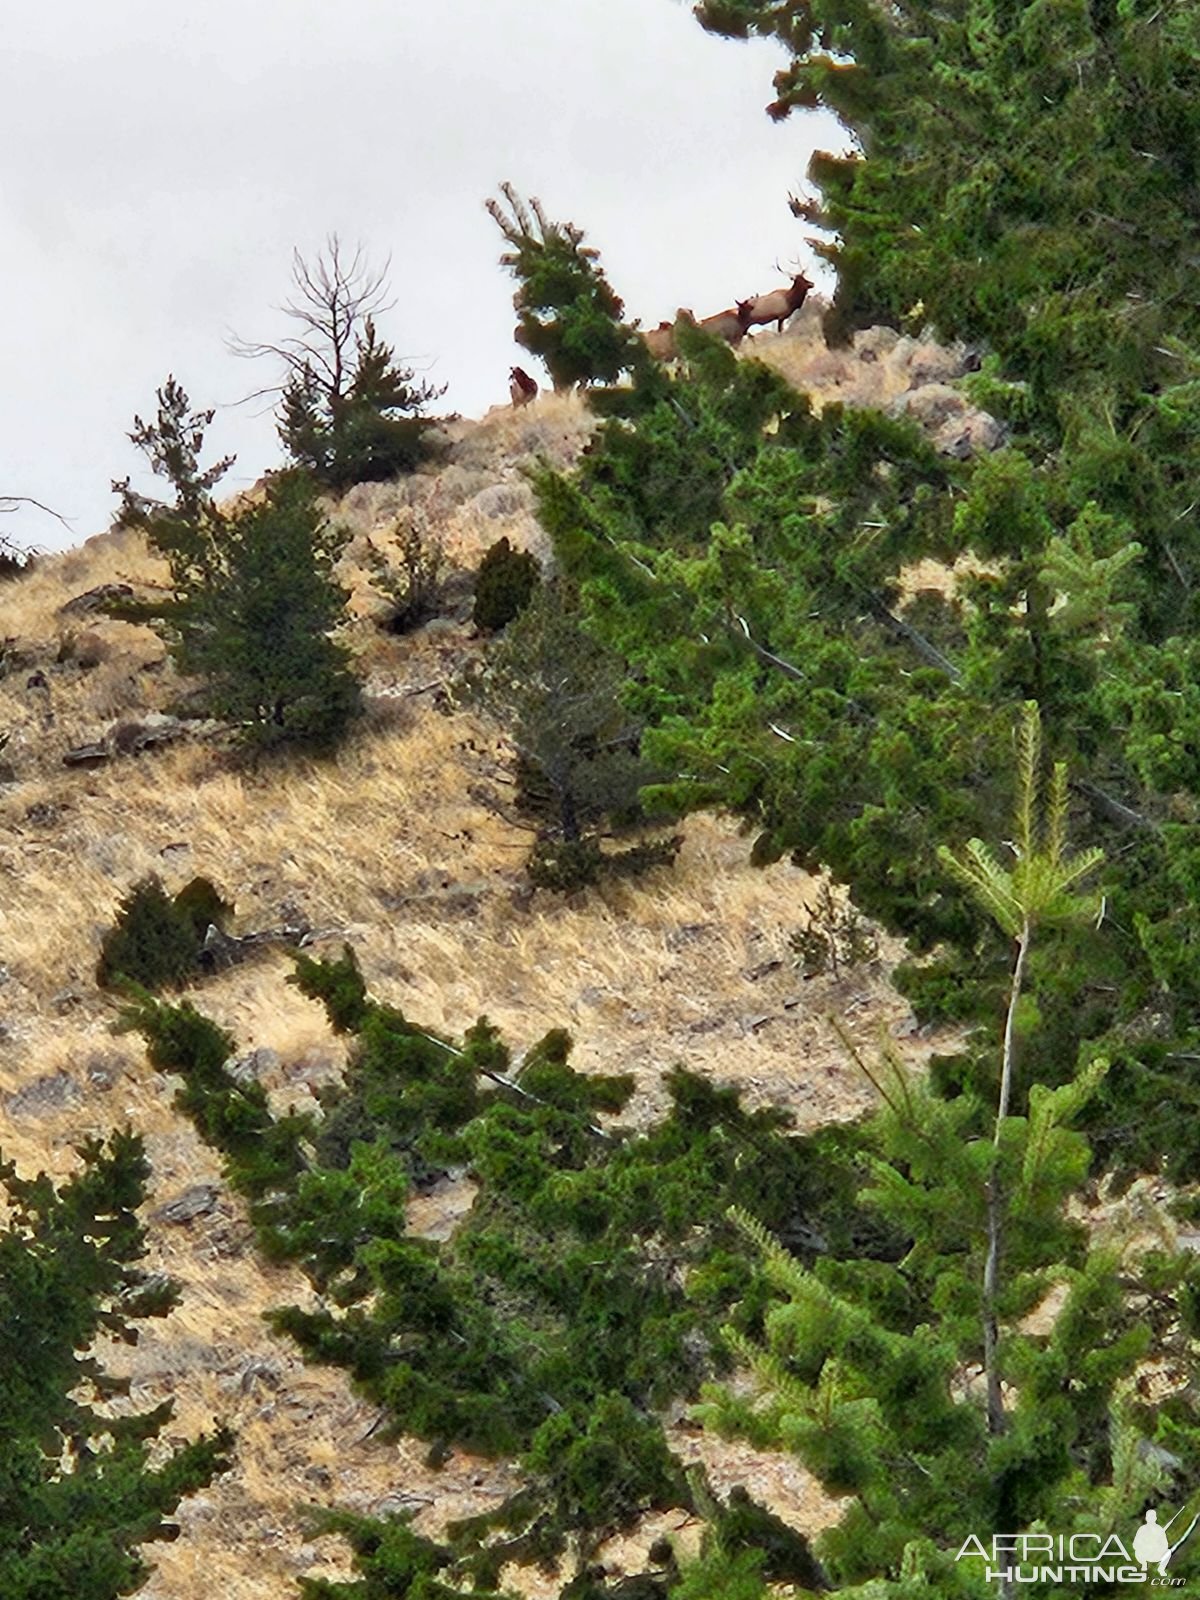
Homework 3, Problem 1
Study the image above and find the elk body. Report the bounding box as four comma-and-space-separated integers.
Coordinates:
741, 272, 814, 335
641, 321, 677, 361
509, 366, 538, 407
694, 304, 752, 346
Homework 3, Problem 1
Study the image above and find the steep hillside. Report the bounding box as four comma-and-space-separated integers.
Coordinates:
0, 320, 966, 1599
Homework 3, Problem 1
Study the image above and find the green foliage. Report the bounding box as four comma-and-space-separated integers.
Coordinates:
97, 875, 206, 991
695, 715, 1200, 1594
234, 238, 445, 492
472, 536, 540, 632
172, 874, 233, 942
938, 702, 1103, 943
124, 947, 874, 1594
0, 1132, 230, 1598
117, 382, 362, 749
118, 993, 310, 1200
487, 185, 640, 391
279, 315, 440, 491
481, 585, 678, 887
790, 881, 879, 980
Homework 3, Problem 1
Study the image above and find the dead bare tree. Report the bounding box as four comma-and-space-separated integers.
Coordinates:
229, 235, 395, 409
0, 495, 69, 576
229, 235, 444, 490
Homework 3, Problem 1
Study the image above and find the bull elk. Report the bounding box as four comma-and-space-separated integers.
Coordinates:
741, 272, 814, 335
509, 366, 538, 407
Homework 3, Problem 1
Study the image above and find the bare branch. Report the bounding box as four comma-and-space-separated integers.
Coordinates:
0, 494, 71, 530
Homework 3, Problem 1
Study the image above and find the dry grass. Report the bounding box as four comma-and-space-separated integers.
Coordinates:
0, 347, 958, 1599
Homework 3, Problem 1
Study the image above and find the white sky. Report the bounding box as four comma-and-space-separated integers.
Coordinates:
4, 0, 842, 550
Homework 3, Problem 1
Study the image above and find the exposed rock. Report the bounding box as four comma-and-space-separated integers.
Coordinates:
65, 630, 110, 669
891, 382, 967, 429
62, 742, 109, 768
200, 921, 311, 973
25, 801, 63, 826
228, 1048, 281, 1085
7, 1070, 81, 1117
153, 1184, 221, 1225
85, 1052, 123, 1090
110, 714, 190, 756
852, 326, 900, 363
933, 410, 1006, 459
901, 341, 975, 386
50, 986, 84, 1013
420, 616, 459, 640
60, 582, 134, 616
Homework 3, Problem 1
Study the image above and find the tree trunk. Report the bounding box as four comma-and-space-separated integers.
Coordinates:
982, 922, 1029, 1600
983, 922, 1029, 1433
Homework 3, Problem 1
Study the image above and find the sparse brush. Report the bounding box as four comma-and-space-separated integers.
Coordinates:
789, 882, 879, 980
364, 511, 448, 634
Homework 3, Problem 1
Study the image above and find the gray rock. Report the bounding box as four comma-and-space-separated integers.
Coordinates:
933, 410, 1006, 459
62, 742, 109, 768
853, 326, 901, 363
60, 582, 134, 616
7, 1071, 81, 1116
420, 616, 459, 639
152, 1184, 220, 1225
110, 715, 189, 756
902, 341, 973, 386
891, 383, 967, 429
228, 1047, 280, 1085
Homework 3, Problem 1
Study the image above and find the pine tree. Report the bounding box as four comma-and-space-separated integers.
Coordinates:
174, 470, 362, 748
96, 876, 202, 990
481, 586, 677, 888
487, 184, 640, 391
697, 707, 1200, 1594
0, 1132, 229, 1599
116, 380, 361, 750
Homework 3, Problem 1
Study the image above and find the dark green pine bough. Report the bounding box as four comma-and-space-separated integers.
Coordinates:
0, 1132, 229, 1600
123, 951, 874, 1599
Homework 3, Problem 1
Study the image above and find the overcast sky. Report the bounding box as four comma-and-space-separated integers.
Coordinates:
4, 0, 842, 551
